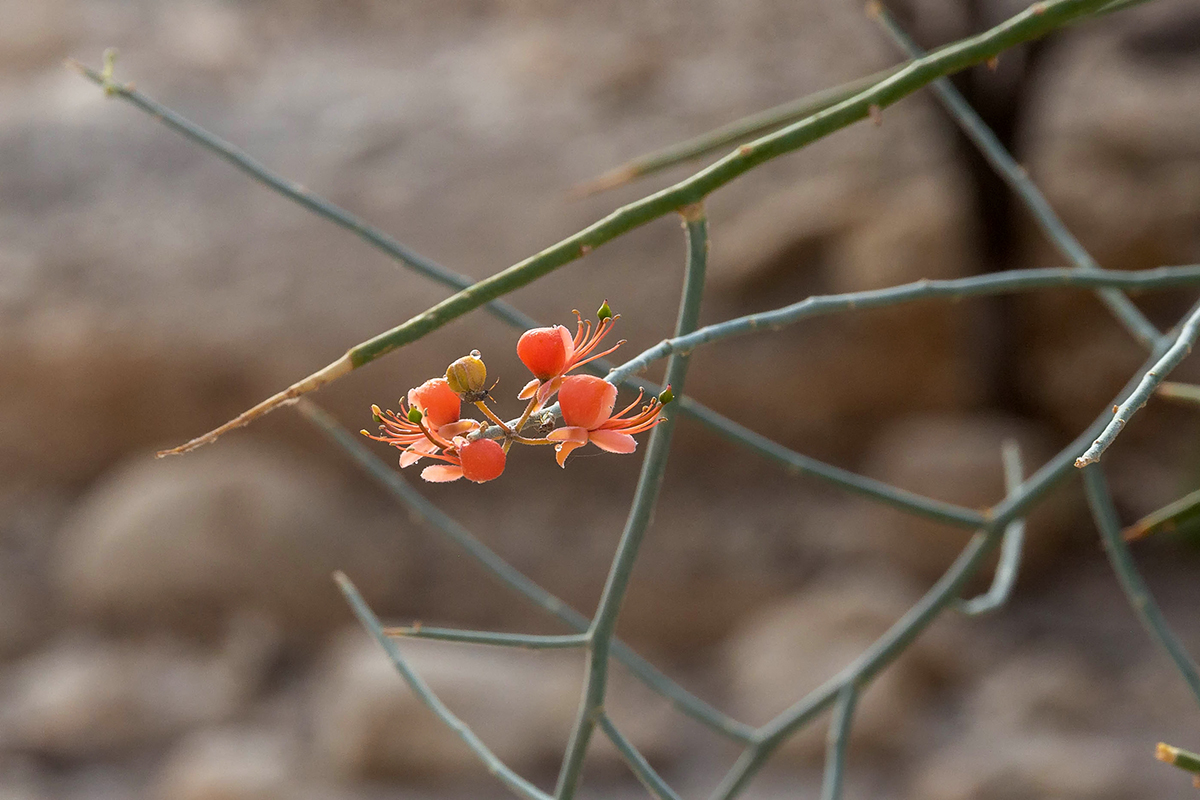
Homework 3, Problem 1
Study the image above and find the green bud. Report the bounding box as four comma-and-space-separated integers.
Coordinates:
445, 350, 488, 397
658, 386, 675, 405
597, 300, 613, 321
407, 406, 423, 424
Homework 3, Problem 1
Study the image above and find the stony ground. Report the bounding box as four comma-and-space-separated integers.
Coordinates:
2, 1, 1200, 798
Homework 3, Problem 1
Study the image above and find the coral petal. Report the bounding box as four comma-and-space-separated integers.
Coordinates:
438, 420, 478, 438
589, 430, 637, 454
547, 426, 588, 443
421, 465, 464, 482
554, 440, 585, 467
537, 376, 563, 406
518, 379, 540, 400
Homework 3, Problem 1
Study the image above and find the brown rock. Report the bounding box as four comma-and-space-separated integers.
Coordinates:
852, 413, 1079, 581
53, 444, 411, 637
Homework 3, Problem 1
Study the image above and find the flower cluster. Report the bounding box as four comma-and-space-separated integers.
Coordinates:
362, 303, 670, 483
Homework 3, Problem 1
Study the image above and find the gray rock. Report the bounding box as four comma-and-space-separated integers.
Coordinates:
311, 627, 675, 781
0, 619, 275, 758
53, 444, 411, 637
153, 726, 297, 800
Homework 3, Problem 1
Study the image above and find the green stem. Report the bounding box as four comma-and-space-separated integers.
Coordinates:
555, 211, 709, 800
1081, 465, 1200, 707
1158, 743, 1200, 774
1076, 301, 1200, 467
596, 714, 682, 800
385, 627, 590, 650
955, 440, 1026, 615
819, 684, 859, 800
572, 66, 900, 196
1157, 381, 1200, 405
335, 572, 551, 800
606, 264, 1200, 385
870, 3, 1161, 348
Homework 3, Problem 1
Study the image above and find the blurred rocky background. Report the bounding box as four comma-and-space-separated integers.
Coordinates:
2, 0, 1200, 798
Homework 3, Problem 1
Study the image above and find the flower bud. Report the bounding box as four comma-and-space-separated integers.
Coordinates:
516, 326, 572, 381
597, 300, 612, 321
657, 386, 674, 405
445, 350, 488, 398
458, 438, 506, 483
407, 406, 423, 424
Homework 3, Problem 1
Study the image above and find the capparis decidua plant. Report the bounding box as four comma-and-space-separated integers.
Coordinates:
71, 0, 1200, 796
362, 306, 668, 482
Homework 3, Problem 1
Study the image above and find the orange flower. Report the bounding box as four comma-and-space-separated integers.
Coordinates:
546, 375, 665, 467
517, 310, 623, 406
362, 379, 476, 468
407, 378, 461, 428
420, 437, 507, 483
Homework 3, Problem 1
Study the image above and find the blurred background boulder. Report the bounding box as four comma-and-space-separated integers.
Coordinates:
2, 0, 1199, 797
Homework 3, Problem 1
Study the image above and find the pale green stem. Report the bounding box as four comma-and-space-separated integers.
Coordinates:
572, 66, 900, 196
386, 627, 590, 650
956, 440, 1025, 615
1076, 301, 1200, 467
606, 264, 1200, 384
1158, 743, 1200, 775
298, 400, 755, 744
555, 211, 708, 800
596, 714, 682, 800
1123, 487, 1200, 541
870, 3, 1162, 349
819, 684, 859, 800
1081, 465, 1200, 707
335, 572, 551, 800
1156, 381, 1200, 405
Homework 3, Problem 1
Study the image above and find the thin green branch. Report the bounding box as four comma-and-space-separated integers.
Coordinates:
334, 572, 552, 800
65, 59, 543, 336
1157, 381, 1200, 405
819, 684, 859, 800
596, 714, 682, 800
297, 400, 756, 744
956, 440, 1026, 615
1076, 302, 1200, 467
147, 0, 1121, 456
711, 526, 1005, 800
1081, 465, 1200, 707
571, 66, 899, 196
1123, 487, 1200, 542
576, 0, 1145, 196
386, 626, 590, 650
555, 210, 709, 800
869, 3, 1162, 349
1158, 743, 1200, 775
605, 264, 1200, 385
